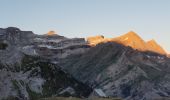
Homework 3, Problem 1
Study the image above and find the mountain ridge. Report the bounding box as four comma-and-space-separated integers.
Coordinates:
146, 39, 167, 55
87, 31, 167, 55
1, 27, 170, 100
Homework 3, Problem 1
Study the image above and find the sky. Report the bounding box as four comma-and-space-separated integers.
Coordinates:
0, 0, 170, 52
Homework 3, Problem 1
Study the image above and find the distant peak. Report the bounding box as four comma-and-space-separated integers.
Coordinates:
45, 31, 57, 36
117, 31, 143, 42
146, 39, 167, 55
87, 31, 167, 55
125, 31, 139, 36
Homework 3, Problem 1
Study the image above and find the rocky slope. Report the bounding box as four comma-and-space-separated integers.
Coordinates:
60, 42, 170, 100
0, 54, 92, 100
0, 27, 170, 100
0, 27, 92, 100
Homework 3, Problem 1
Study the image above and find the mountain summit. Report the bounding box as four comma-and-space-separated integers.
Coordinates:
111, 31, 147, 51
146, 39, 167, 55
87, 31, 167, 55
45, 31, 57, 36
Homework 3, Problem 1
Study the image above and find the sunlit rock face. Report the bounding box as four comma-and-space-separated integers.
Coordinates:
168, 54, 170, 58
45, 31, 57, 36
146, 39, 167, 55
87, 31, 167, 55
111, 31, 147, 51
87, 35, 105, 46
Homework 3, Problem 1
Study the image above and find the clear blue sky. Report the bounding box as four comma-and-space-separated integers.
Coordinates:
0, 0, 170, 52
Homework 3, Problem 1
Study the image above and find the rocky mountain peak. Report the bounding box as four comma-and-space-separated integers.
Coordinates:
87, 31, 167, 55
117, 31, 144, 42
146, 39, 167, 55
45, 31, 57, 36
111, 31, 147, 51
125, 31, 138, 36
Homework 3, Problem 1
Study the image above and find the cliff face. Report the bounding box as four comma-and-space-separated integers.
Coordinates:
0, 27, 92, 100
0, 27, 170, 100
0, 27, 89, 64
60, 42, 170, 100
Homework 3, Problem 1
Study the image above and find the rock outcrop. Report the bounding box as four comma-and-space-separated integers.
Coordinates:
87, 35, 105, 46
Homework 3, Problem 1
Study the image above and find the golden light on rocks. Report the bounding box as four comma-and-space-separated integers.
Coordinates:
87, 31, 167, 55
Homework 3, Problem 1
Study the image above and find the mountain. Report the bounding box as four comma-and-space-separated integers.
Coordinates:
0, 27, 170, 100
87, 31, 167, 55
0, 27, 92, 100
111, 31, 147, 51
45, 31, 57, 36
0, 55, 92, 100
146, 39, 167, 55
60, 42, 170, 100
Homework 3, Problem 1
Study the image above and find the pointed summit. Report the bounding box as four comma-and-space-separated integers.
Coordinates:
111, 31, 147, 51
146, 39, 166, 55
123, 31, 143, 40
45, 31, 57, 36
87, 31, 167, 55
125, 31, 138, 36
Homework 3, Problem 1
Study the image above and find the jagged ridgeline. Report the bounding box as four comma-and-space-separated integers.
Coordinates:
0, 54, 92, 100
0, 27, 170, 100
